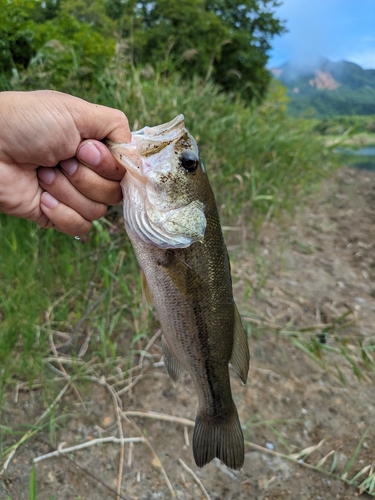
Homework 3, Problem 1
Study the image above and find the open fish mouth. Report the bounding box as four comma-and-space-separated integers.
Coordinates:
107, 115, 187, 179
132, 114, 185, 140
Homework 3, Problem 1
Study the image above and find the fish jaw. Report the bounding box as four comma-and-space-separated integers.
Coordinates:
106, 139, 145, 183
106, 114, 186, 179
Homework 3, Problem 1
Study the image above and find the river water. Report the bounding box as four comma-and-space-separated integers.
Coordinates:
335, 145, 375, 171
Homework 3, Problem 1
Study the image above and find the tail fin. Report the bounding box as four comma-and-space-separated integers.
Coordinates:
192, 411, 244, 470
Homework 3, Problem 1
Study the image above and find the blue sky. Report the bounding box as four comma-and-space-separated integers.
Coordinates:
268, 0, 375, 69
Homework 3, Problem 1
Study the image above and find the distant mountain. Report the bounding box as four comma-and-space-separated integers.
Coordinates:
271, 58, 375, 117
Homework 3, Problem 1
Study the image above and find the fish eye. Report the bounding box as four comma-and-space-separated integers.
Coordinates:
181, 152, 199, 173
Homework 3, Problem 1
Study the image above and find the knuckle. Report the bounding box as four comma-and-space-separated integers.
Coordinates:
114, 109, 129, 128
51, 208, 92, 236
36, 214, 52, 228
46, 145, 76, 167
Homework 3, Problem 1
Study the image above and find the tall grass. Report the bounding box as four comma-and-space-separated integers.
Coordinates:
93, 67, 335, 222
79, 64, 334, 221
10, 50, 334, 220
0, 57, 336, 393
0, 214, 144, 397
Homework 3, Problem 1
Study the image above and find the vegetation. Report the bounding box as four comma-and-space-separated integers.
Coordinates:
312, 114, 375, 136
1, 0, 285, 101
275, 58, 375, 118
0, 63, 335, 395
0, 0, 300, 394
287, 88, 375, 118
2, 3, 375, 498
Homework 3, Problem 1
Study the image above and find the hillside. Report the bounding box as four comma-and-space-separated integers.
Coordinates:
272, 58, 375, 117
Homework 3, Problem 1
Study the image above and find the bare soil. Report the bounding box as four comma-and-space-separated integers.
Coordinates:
1, 166, 375, 500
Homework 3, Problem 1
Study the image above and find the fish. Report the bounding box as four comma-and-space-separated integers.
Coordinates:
107, 115, 250, 470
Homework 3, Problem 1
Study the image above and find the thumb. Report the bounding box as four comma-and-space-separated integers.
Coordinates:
36, 90, 131, 143
74, 101, 132, 143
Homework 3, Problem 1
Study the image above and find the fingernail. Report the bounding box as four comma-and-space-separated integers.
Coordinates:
38, 168, 56, 185
41, 192, 58, 209
77, 141, 101, 166
60, 158, 78, 175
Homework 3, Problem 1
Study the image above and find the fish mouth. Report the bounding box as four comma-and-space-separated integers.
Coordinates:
107, 114, 187, 179
106, 138, 144, 182
133, 114, 185, 139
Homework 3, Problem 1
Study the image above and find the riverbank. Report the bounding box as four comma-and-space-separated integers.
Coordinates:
2, 166, 375, 499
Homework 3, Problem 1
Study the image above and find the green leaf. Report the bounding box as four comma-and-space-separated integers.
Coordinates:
29, 464, 37, 500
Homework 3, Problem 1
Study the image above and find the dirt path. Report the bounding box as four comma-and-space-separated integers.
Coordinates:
1, 167, 375, 500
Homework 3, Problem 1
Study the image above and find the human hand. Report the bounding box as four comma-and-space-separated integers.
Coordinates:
0, 90, 130, 235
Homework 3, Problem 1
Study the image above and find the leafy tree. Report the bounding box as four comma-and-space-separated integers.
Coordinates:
0, 0, 115, 89
1, 0, 285, 101
208, 0, 285, 100
0, 0, 37, 73
117, 0, 286, 101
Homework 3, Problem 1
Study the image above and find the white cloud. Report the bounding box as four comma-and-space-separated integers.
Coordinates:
269, 0, 375, 69
346, 51, 375, 69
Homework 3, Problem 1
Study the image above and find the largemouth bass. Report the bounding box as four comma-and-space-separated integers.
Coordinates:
108, 115, 250, 470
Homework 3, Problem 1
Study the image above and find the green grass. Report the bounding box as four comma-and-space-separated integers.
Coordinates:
0, 213, 145, 399
0, 61, 344, 497
0, 63, 336, 394
85, 70, 336, 223
29, 464, 36, 500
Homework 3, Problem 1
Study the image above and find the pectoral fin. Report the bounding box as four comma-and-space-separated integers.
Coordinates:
230, 304, 250, 384
161, 251, 204, 298
162, 336, 185, 385
141, 269, 153, 307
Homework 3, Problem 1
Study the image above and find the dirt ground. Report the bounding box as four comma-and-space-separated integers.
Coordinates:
1, 166, 375, 500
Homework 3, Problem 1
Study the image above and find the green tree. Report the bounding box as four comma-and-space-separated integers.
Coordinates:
0, 0, 115, 89
116, 0, 285, 101
0, 0, 37, 73
208, 0, 285, 100
1, 0, 285, 101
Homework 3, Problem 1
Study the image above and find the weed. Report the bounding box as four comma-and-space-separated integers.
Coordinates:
29, 465, 36, 500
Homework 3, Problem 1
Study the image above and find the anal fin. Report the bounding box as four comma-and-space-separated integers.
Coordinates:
162, 336, 185, 385
230, 304, 250, 384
